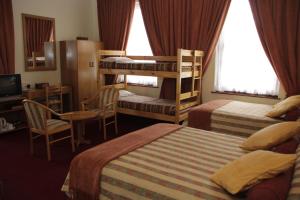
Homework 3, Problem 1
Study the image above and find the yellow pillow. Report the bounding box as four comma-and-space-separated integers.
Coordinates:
267, 95, 300, 117
211, 150, 296, 194
240, 122, 300, 151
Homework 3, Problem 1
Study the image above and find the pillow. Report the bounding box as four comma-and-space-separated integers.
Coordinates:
246, 139, 299, 200
267, 95, 300, 118
119, 90, 135, 97
210, 150, 296, 194
240, 122, 300, 151
102, 56, 133, 63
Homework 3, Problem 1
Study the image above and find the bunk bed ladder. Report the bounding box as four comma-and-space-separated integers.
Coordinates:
175, 49, 183, 124
193, 51, 203, 103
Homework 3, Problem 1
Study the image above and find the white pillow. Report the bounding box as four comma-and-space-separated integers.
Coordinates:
119, 90, 135, 97
102, 57, 133, 63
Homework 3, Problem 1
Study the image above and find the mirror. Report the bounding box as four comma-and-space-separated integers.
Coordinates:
22, 14, 56, 71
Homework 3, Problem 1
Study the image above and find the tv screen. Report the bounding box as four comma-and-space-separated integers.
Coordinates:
0, 74, 22, 97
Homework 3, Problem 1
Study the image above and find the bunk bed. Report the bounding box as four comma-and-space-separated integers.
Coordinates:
97, 49, 205, 124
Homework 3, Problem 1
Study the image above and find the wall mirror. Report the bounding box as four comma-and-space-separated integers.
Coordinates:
22, 14, 56, 71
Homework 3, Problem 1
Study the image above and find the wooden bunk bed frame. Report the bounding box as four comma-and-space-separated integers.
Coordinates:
97, 48, 204, 124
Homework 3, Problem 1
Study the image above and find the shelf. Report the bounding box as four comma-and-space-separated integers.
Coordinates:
0, 125, 27, 135
0, 97, 27, 135
0, 107, 24, 115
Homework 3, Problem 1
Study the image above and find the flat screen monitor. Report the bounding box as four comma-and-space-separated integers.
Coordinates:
0, 74, 22, 97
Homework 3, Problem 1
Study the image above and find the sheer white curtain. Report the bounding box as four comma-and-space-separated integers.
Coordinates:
125, 1, 157, 87
214, 0, 279, 96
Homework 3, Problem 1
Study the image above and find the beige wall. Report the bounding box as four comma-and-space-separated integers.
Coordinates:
12, 0, 99, 88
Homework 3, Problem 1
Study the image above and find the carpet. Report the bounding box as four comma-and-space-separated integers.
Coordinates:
0, 114, 163, 200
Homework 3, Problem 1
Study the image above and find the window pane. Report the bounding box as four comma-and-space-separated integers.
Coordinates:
214, 0, 279, 95
126, 1, 157, 86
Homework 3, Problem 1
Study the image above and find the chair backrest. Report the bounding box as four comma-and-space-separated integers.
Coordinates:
98, 87, 119, 111
23, 100, 48, 131
44, 84, 63, 113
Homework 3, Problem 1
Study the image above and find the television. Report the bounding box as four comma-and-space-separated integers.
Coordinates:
0, 74, 22, 98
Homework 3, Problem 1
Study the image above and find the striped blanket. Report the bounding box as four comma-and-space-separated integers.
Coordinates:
61, 126, 300, 200
118, 94, 176, 116
100, 61, 191, 72
189, 100, 282, 137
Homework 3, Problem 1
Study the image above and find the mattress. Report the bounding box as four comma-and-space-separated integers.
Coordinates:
188, 100, 282, 137
118, 92, 176, 116
62, 126, 300, 200
100, 61, 191, 72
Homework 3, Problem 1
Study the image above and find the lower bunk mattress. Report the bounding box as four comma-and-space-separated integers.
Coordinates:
118, 90, 182, 116
62, 124, 300, 200
188, 100, 283, 137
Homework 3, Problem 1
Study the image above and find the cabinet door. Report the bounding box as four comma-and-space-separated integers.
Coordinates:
77, 41, 101, 104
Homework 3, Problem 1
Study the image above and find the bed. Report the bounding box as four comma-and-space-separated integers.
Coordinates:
188, 100, 286, 137
119, 90, 179, 116
97, 49, 204, 124
62, 124, 300, 200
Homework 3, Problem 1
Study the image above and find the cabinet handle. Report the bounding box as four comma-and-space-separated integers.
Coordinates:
89, 61, 94, 67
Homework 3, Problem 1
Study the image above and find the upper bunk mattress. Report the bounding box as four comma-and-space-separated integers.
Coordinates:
100, 61, 191, 72
188, 100, 282, 137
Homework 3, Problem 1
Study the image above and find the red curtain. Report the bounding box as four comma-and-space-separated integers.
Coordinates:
249, 0, 300, 96
97, 0, 135, 84
140, 0, 231, 99
25, 17, 53, 56
0, 0, 15, 74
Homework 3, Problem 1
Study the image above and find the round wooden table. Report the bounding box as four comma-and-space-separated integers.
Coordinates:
61, 111, 98, 146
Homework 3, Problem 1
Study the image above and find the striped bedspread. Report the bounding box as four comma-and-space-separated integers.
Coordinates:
62, 127, 245, 199
62, 126, 298, 200
211, 101, 282, 137
118, 94, 177, 116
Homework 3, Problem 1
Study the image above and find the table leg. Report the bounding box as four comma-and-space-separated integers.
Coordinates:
76, 121, 91, 146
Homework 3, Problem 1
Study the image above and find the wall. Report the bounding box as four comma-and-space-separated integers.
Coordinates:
12, 0, 99, 88
12, 0, 285, 105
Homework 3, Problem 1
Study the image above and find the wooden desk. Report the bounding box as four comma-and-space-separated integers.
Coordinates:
22, 86, 72, 111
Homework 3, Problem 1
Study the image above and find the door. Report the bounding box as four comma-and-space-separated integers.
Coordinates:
77, 41, 101, 106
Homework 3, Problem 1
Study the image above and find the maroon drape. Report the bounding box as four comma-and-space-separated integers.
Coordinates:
249, 0, 300, 96
0, 0, 15, 74
97, 0, 135, 85
139, 0, 231, 99
25, 17, 53, 56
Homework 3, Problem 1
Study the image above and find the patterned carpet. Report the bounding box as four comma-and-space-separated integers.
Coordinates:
0, 114, 163, 200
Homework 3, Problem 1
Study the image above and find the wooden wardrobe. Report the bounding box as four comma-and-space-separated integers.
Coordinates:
60, 40, 103, 110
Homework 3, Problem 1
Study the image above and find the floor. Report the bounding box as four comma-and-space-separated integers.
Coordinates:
0, 114, 164, 200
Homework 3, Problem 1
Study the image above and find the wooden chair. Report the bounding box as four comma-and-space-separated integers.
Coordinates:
44, 84, 63, 113
23, 99, 75, 161
81, 86, 119, 140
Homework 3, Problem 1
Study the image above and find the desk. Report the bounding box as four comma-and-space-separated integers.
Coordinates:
23, 86, 72, 112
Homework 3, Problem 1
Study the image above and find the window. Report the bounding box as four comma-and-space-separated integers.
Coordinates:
125, 1, 157, 87
214, 0, 279, 96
